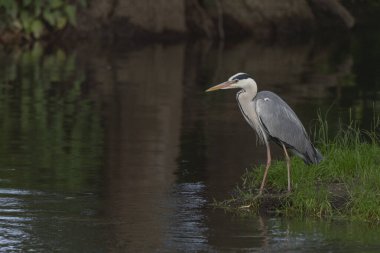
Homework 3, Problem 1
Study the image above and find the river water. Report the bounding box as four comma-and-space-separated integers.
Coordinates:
0, 24, 379, 252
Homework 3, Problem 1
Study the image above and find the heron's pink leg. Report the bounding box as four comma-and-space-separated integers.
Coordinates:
282, 143, 291, 192
259, 141, 271, 195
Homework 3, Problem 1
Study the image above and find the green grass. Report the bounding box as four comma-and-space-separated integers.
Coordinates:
216, 112, 380, 222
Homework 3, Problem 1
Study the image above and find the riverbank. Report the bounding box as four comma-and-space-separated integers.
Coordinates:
0, 0, 354, 44
215, 114, 380, 222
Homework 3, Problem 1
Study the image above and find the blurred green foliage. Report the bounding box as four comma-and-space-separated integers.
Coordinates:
0, 45, 104, 193
0, 0, 86, 39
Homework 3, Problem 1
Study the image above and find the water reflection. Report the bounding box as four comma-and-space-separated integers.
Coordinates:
207, 215, 380, 252
0, 46, 103, 193
98, 44, 184, 251
0, 30, 379, 251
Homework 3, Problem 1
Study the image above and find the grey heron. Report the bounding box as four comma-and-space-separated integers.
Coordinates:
206, 73, 322, 195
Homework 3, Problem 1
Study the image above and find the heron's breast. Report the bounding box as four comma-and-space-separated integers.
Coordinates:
236, 93, 266, 142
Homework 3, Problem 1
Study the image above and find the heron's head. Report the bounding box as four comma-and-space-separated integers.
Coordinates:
205, 73, 256, 92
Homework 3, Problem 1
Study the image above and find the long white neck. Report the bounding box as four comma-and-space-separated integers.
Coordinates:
242, 80, 258, 99
236, 79, 265, 143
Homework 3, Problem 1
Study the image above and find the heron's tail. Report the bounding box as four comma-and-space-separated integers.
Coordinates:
304, 144, 323, 165
314, 148, 323, 164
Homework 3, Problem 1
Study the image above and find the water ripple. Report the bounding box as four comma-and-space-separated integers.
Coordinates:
162, 182, 209, 252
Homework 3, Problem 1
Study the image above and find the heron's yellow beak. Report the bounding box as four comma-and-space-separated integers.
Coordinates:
205, 80, 236, 92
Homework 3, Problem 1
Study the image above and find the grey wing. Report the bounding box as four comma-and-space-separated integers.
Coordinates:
255, 91, 311, 154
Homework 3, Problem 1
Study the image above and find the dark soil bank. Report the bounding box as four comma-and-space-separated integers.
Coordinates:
75, 0, 354, 41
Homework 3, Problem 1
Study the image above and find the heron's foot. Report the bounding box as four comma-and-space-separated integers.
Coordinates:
238, 192, 263, 209
239, 204, 252, 209
258, 191, 291, 199
252, 192, 263, 201
286, 188, 292, 196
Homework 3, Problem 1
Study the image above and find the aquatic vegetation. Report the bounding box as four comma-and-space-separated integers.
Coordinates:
216, 111, 380, 222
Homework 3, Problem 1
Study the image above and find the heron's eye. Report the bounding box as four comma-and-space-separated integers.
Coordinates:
233, 79, 238, 83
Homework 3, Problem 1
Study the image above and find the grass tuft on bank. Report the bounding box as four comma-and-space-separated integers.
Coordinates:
216, 112, 380, 221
